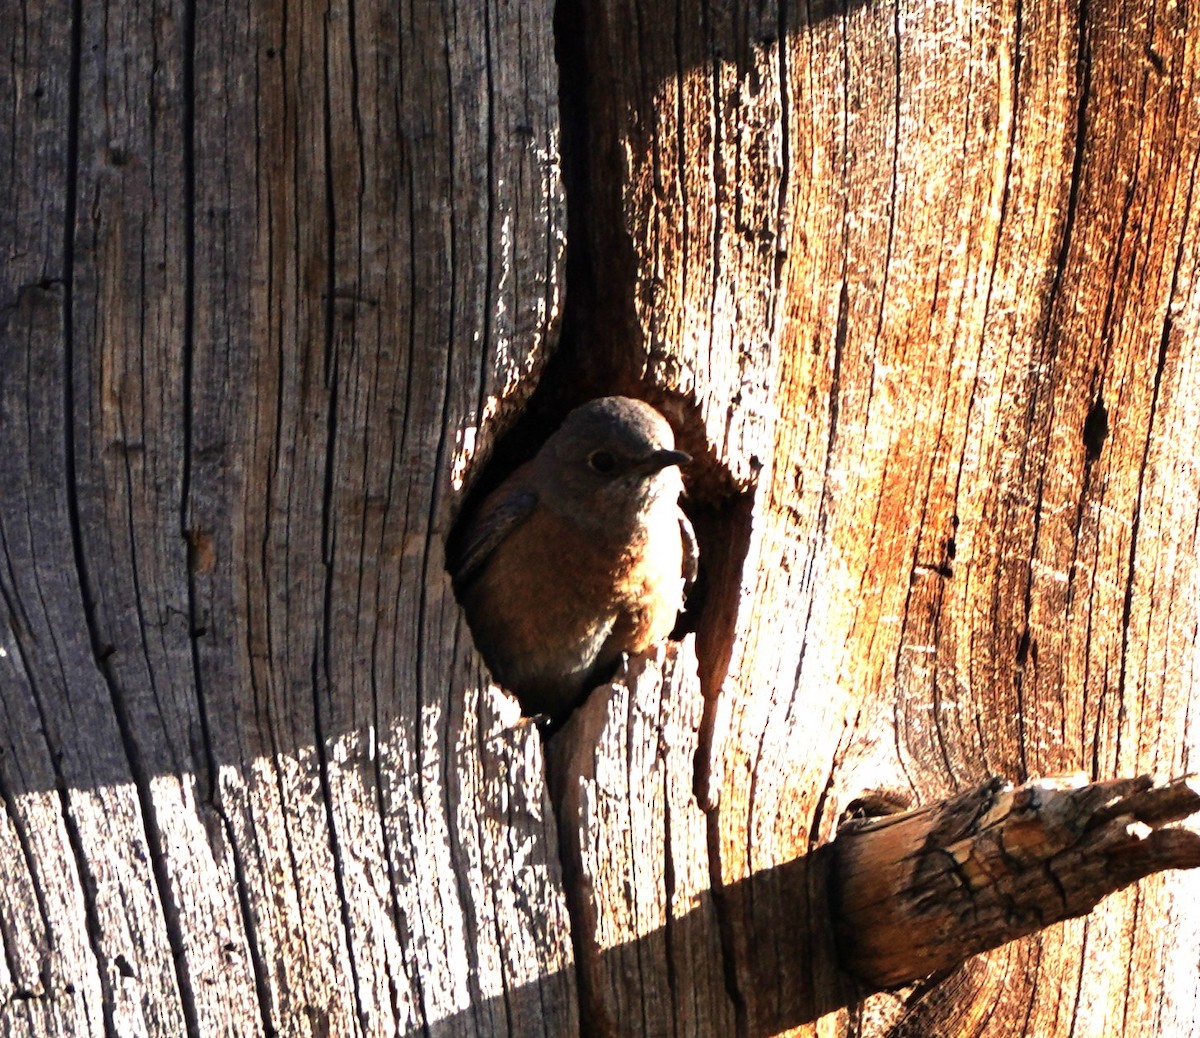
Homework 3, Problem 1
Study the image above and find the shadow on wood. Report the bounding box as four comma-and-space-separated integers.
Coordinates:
403, 841, 857, 1038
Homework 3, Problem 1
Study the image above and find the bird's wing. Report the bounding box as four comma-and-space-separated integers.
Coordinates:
679, 510, 699, 592
450, 486, 539, 590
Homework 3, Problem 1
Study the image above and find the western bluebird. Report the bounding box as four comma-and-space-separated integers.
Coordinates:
451, 396, 698, 721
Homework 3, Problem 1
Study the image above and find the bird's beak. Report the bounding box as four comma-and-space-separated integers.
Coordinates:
642, 448, 691, 473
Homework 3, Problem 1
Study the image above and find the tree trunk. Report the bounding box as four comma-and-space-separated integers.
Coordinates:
2, 1, 1198, 1038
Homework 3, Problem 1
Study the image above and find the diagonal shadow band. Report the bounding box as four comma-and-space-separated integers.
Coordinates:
405, 841, 859, 1038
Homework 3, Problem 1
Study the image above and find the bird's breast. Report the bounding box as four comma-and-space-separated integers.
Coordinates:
462, 500, 685, 712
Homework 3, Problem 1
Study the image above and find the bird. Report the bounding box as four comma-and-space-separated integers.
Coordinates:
450, 396, 698, 722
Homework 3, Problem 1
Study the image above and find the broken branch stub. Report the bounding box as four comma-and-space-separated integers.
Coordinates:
831, 774, 1200, 989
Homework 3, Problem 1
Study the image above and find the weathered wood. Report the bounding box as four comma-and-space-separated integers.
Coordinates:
563, 0, 1200, 1034
547, 647, 733, 1038
3, 0, 569, 1034
834, 774, 1200, 989
3, 0, 1200, 1033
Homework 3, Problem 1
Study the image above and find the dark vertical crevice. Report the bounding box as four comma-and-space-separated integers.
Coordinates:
967, 0, 1020, 774
57, 1, 125, 1034
548, 0, 598, 409
706, 803, 749, 1038
377, 7, 423, 1016
1012, 0, 1092, 787
1113, 301, 1173, 773
406, 27, 469, 1020
382, 8, 462, 1034
774, 0, 790, 299
221, 834, 280, 1037
61, 0, 83, 664
180, 1, 277, 1031
544, 0, 648, 408
544, 728, 607, 1038
69, 2, 203, 1031
703, 0, 724, 351
1046, 0, 1092, 316
474, 0, 500, 421
61, 0, 82, 637
688, 488, 756, 1038
660, 763, 679, 1029
313, 8, 371, 1034
547, 3, 603, 1033
673, 0, 689, 309
176, 0, 196, 535
343, 3, 408, 1033
416, 7, 464, 819
437, 2, 505, 1030
866, 0, 901, 381
345, 0, 366, 205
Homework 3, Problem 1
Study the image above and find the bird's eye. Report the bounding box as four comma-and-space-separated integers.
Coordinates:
588, 450, 617, 474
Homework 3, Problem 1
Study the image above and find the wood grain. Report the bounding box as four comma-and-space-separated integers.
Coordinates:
563, 0, 1200, 1034
834, 775, 1200, 989
2, 0, 567, 1034
3, 0, 1199, 1034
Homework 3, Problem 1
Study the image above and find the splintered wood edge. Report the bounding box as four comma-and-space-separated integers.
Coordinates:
830, 774, 1200, 989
